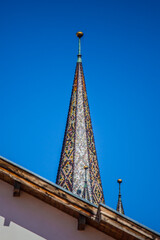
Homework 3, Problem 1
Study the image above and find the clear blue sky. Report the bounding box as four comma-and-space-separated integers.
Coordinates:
1, 0, 160, 233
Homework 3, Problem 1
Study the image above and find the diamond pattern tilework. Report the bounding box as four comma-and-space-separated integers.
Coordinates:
56, 62, 104, 205
80, 64, 105, 204
56, 65, 78, 191
73, 63, 92, 200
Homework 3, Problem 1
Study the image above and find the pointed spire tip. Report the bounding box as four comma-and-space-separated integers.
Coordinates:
116, 178, 125, 214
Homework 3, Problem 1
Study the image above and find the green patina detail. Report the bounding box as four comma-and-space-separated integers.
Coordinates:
78, 38, 81, 55
77, 56, 82, 63
77, 38, 82, 63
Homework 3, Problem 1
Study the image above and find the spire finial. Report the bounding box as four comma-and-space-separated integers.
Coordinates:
84, 165, 88, 182
76, 31, 83, 63
116, 179, 125, 214
82, 165, 90, 201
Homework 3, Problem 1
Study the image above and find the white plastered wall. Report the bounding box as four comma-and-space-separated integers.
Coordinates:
0, 180, 114, 240
0, 216, 46, 240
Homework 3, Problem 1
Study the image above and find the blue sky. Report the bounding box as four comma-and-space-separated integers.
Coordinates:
0, 0, 160, 233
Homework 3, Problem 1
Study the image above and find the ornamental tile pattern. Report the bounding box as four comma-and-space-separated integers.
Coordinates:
80, 64, 105, 205
73, 64, 92, 200
56, 62, 104, 205
56, 65, 78, 191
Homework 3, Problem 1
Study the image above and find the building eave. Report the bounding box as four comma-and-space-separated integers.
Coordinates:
0, 156, 159, 240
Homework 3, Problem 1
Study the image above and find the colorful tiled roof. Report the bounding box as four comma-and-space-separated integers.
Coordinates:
56, 32, 104, 205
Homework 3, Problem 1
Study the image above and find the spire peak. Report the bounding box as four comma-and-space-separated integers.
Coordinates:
76, 31, 83, 63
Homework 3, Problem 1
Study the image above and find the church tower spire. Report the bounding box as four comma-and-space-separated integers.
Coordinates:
56, 32, 104, 205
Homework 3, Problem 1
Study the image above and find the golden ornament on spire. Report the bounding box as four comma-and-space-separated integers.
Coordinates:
76, 31, 83, 38
117, 179, 122, 183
